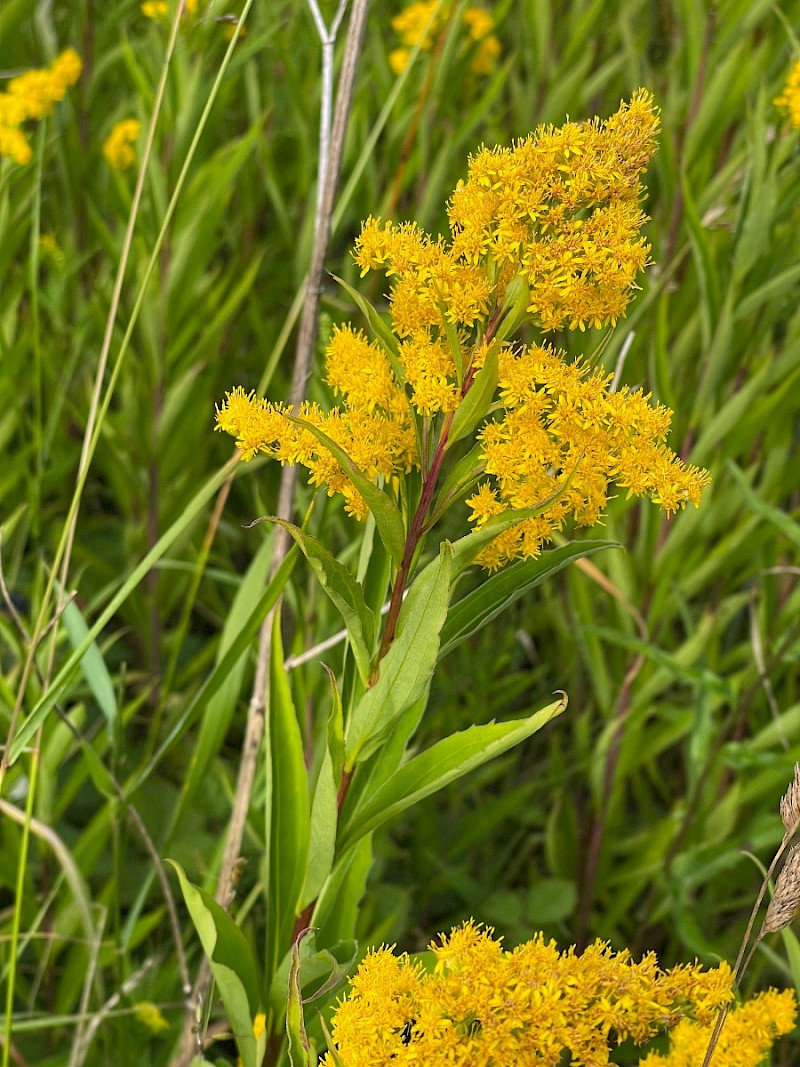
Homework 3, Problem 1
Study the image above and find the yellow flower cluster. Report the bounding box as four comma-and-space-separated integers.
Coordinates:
389, 2, 501, 77
449, 88, 659, 331
322, 921, 792, 1067
102, 118, 141, 171
215, 386, 416, 520
0, 49, 82, 165
217, 94, 709, 559
141, 0, 199, 19
468, 345, 711, 569
638, 988, 796, 1067
775, 58, 800, 129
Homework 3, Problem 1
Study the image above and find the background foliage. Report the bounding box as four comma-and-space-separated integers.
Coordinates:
2, 0, 800, 1063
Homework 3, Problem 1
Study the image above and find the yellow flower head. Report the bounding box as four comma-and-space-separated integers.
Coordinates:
320, 921, 784, 1067
449, 88, 660, 330
103, 118, 141, 171
467, 344, 711, 568
215, 388, 417, 520
775, 58, 800, 129
639, 988, 797, 1066
0, 49, 81, 165
391, 1, 442, 49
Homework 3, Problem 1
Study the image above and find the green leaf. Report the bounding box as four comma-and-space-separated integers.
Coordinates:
681, 172, 721, 330
438, 299, 465, 383
265, 612, 311, 987
284, 414, 406, 568
329, 273, 403, 369
261, 519, 375, 685
60, 596, 117, 730
344, 543, 453, 767
269, 932, 357, 1018
446, 461, 583, 575
286, 939, 311, 1067
338, 696, 567, 854
322, 665, 346, 788
319, 1015, 345, 1067
494, 273, 532, 342
432, 442, 486, 522
445, 342, 499, 450
727, 460, 800, 550
439, 541, 618, 659
301, 743, 338, 909
170, 862, 261, 1067
171, 532, 275, 829
10, 459, 239, 764
128, 547, 297, 799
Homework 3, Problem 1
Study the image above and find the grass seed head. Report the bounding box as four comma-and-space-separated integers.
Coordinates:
763, 844, 800, 935
779, 763, 800, 832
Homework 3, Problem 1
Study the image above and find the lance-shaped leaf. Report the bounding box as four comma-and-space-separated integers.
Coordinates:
265, 613, 311, 989
260, 518, 375, 684
286, 938, 311, 1067
344, 543, 453, 768
170, 862, 262, 1067
430, 441, 485, 526
300, 742, 338, 909
284, 414, 406, 568
338, 695, 567, 855
439, 541, 619, 659
329, 273, 403, 371
445, 342, 500, 450
449, 460, 583, 575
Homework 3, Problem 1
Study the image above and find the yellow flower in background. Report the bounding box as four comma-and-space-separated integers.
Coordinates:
392, 1, 442, 48
775, 57, 800, 129
141, 0, 168, 17
102, 118, 141, 171
390, 2, 500, 77
320, 920, 792, 1066
133, 1001, 170, 1034
0, 49, 81, 165
0, 124, 32, 165
142, 0, 199, 20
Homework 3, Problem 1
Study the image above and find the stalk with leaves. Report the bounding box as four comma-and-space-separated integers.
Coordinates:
170, 91, 718, 1066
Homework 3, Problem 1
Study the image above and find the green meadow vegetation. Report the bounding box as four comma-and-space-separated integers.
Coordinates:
2, 1, 800, 1064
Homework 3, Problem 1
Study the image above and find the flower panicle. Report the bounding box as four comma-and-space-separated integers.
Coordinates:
320, 920, 794, 1066
216, 93, 710, 567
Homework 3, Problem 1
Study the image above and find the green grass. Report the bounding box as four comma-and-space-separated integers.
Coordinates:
2, 0, 800, 1064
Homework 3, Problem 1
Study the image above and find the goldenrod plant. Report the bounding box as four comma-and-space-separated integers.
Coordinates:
195, 91, 716, 1066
